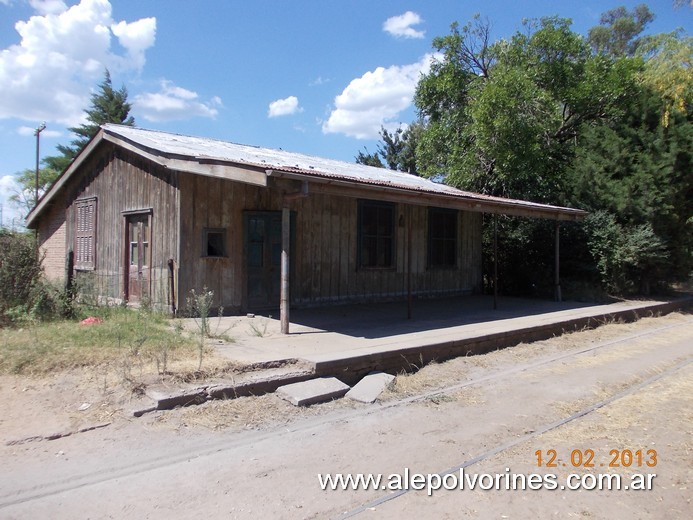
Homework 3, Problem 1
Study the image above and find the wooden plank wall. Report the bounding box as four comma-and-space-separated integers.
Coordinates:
292, 193, 482, 306
178, 175, 482, 312
64, 144, 180, 308
178, 172, 285, 312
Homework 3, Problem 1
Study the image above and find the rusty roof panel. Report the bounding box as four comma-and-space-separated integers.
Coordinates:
101, 124, 586, 219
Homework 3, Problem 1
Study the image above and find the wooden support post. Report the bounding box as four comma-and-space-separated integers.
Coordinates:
66, 250, 74, 297
493, 214, 498, 310
554, 221, 562, 302
168, 258, 177, 316
280, 206, 290, 334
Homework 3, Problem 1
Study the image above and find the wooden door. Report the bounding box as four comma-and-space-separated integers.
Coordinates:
126, 213, 151, 302
245, 212, 282, 309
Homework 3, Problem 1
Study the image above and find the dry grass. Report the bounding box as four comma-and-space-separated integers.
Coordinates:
157, 392, 363, 432
589, 364, 691, 432
538, 365, 693, 475
529, 322, 691, 381
550, 372, 649, 420
163, 394, 292, 431
484, 364, 692, 482
382, 313, 690, 403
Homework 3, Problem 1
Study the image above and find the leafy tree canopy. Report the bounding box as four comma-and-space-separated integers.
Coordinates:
415, 15, 640, 201
638, 31, 692, 126
587, 4, 655, 56
8, 166, 61, 213
411, 6, 691, 296
568, 85, 692, 290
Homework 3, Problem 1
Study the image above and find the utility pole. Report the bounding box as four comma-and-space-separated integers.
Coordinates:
34, 122, 46, 208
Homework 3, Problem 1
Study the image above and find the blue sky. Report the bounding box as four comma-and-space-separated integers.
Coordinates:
0, 0, 690, 227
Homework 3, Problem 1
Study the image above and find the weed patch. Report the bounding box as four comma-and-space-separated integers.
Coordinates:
0, 307, 199, 377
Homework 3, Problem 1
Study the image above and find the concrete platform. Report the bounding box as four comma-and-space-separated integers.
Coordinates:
201, 295, 691, 383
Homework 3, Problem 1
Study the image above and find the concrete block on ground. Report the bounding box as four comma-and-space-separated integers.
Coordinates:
346, 371, 395, 403
132, 405, 157, 417
206, 369, 315, 400
276, 377, 350, 406
145, 388, 207, 410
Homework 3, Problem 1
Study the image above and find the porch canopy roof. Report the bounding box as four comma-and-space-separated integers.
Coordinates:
27, 124, 586, 228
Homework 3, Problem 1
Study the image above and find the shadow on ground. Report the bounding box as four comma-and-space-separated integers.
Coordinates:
249, 295, 598, 339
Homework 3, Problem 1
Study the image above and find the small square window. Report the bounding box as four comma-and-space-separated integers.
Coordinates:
203, 228, 226, 257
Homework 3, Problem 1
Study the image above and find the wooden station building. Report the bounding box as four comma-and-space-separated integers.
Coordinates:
26, 125, 586, 331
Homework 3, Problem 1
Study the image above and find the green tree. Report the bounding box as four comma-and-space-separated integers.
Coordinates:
415, 9, 690, 296
355, 147, 384, 168
9, 166, 61, 213
587, 4, 655, 56
414, 16, 493, 192
415, 15, 638, 201
355, 124, 422, 175
0, 230, 44, 324
638, 31, 692, 126
50, 69, 134, 168
569, 85, 692, 292
12, 70, 135, 217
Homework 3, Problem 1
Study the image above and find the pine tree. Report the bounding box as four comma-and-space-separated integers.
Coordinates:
54, 69, 135, 166
12, 70, 135, 216
355, 124, 421, 175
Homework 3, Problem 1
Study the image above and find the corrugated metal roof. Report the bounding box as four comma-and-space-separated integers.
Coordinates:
102, 124, 585, 218
104, 124, 466, 195
26, 124, 586, 228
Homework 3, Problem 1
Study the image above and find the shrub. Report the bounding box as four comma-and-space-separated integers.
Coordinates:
0, 231, 43, 324
0, 230, 76, 325
584, 211, 669, 295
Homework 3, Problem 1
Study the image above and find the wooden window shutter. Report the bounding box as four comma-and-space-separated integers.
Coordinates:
75, 198, 97, 270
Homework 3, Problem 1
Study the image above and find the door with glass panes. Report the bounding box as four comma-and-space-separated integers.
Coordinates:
125, 213, 151, 302
244, 212, 282, 310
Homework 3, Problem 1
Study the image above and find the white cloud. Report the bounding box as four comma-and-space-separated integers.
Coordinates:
29, 0, 67, 14
0, 174, 24, 229
0, 175, 19, 198
134, 80, 222, 122
0, 0, 156, 126
383, 11, 425, 39
111, 17, 156, 70
322, 54, 437, 139
309, 76, 330, 87
268, 96, 303, 118
17, 125, 62, 138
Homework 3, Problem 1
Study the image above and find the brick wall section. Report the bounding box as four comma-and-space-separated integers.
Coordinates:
38, 200, 67, 282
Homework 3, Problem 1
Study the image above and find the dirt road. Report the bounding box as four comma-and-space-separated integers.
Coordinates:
1, 314, 691, 519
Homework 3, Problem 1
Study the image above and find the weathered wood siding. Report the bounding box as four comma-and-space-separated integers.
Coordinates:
178, 175, 482, 312
64, 143, 180, 308
178, 172, 279, 312
291, 192, 482, 306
